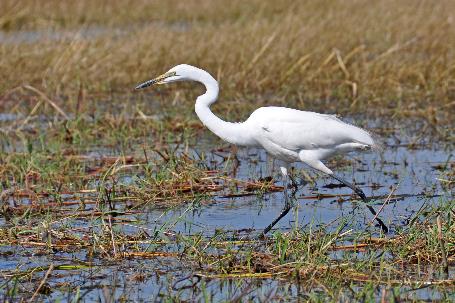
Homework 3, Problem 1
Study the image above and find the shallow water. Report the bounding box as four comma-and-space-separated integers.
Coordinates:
0, 123, 453, 301
133, 135, 452, 235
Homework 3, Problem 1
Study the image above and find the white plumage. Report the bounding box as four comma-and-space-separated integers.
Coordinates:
136, 64, 388, 233
243, 106, 374, 174
136, 64, 375, 175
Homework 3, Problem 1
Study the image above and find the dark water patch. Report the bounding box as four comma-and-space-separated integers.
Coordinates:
0, 123, 453, 301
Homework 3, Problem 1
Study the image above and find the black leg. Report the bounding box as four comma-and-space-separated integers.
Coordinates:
329, 174, 388, 233
262, 187, 296, 235
262, 169, 296, 236
289, 167, 308, 191
289, 173, 299, 193
262, 202, 292, 235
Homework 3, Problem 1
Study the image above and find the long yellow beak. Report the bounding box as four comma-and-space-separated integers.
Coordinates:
135, 71, 176, 90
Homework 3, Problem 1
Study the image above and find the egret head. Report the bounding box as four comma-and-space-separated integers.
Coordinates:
135, 64, 196, 90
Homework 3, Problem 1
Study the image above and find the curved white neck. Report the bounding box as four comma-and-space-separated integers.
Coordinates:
192, 69, 255, 146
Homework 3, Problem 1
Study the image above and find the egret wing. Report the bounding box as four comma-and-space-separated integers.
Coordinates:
251, 107, 373, 151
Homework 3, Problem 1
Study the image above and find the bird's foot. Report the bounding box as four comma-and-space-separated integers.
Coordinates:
329, 173, 388, 233
262, 202, 293, 235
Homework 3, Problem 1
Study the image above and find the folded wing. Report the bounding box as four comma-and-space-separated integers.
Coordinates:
249, 107, 374, 152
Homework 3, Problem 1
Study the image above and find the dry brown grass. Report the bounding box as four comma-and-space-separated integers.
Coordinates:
1, 3, 453, 300
0, 0, 454, 127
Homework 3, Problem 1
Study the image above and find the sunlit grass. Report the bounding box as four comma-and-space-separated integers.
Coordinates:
0, 1, 454, 301
0, 0, 454, 131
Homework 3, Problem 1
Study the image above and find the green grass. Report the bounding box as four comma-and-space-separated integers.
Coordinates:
0, 194, 453, 301
0, 1, 454, 301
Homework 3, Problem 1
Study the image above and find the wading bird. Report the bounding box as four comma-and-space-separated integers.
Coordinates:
136, 64, 388, 234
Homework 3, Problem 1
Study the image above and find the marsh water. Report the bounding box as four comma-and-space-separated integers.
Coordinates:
130, 137, 451, 236
0, 114, 453, 301
1, 1, 455, 300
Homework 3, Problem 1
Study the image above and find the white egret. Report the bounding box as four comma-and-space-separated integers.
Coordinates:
136, 64, 388, 234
